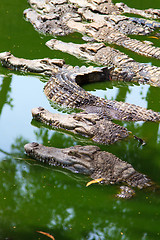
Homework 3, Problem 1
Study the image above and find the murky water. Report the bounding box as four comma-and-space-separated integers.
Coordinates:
0, 0, 160, 239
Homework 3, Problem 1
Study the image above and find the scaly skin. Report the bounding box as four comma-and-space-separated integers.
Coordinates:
44, 71, 160, 122
23, 0, 160, 85
0, 51, 105, 79
24, 142, 153, 198
91, 26, 160, 59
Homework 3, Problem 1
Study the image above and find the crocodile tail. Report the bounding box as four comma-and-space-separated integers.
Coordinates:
104, 100, 160, 122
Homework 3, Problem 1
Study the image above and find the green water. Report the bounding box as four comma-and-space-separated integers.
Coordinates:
0, 1, 160, 239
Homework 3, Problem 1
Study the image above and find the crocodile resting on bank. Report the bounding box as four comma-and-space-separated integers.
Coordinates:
24, 142, 153, 199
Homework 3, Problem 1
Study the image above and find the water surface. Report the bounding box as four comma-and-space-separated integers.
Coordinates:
0, 1, 160, 239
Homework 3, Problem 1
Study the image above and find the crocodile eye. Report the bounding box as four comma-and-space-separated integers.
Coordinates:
38, 107, 45, 111
32, 142, 39, 147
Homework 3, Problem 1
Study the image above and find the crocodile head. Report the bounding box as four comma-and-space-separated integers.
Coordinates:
24, 142, 152, 190
24, 142, 97, 175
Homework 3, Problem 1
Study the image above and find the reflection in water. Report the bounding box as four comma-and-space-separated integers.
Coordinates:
86, 221, 127, 240
1, 138, 159, 240
144, 86, 160, 146
48, 208, 75, 231
84, 81, 150, 108
0, 75, 13, 116
115, 85, 129, 102
33, 124, 77, 148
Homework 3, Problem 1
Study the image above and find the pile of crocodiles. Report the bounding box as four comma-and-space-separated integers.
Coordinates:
1, 0, 160, 198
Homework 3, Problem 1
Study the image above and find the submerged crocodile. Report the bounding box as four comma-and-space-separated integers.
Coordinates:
24, 142, 153, 198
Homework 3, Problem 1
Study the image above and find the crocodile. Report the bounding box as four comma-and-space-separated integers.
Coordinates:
1, 52, 160, 122
24, 5, 160, 36
23, 0, 160, 86
24, 0, 160, 60
46, 39, 160, 87
24, 142, 153, 198
31, 107, 129, 145
0, 52, 65, 76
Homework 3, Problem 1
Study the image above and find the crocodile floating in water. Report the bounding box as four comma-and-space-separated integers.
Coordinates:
44, 69, 160, 122
2, 52, 159, 145
31, 107, 129, 145
1, 52, 160, 122
46, 39, 160, 87
24, 142, 153, 198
